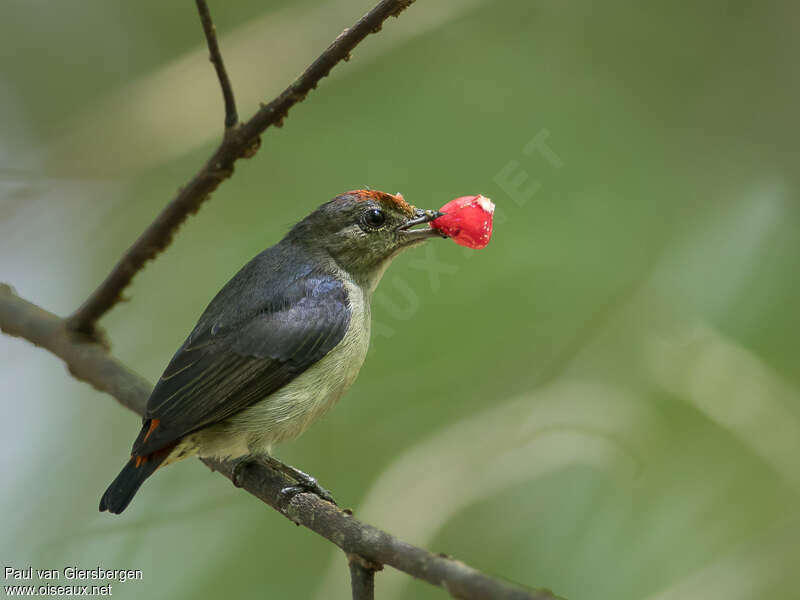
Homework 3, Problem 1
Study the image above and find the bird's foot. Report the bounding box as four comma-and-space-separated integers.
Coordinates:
238, 455, 336, 504
279, 466, 336, 505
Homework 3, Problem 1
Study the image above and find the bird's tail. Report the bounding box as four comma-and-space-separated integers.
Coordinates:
99, 452, 169, 514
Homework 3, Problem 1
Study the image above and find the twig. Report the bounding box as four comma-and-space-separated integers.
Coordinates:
66, 0, 417, 336
0, 284, 561, 600
195, 0, 238, 129
348, 554, 380, 600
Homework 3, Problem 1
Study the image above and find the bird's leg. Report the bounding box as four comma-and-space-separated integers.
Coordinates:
261, 455, 337, 505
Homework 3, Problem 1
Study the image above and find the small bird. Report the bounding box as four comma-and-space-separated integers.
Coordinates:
99, 190, 444, 513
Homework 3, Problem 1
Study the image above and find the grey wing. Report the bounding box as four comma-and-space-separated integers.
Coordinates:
132, 275, 350, 456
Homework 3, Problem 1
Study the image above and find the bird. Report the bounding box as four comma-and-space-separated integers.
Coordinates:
99, 189, 444, 514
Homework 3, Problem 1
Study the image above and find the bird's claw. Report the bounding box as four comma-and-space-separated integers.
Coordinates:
281, 468, 336, 505
240, 455, 336, 504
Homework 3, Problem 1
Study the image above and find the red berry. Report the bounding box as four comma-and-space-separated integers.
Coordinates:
431, 195, 494, 249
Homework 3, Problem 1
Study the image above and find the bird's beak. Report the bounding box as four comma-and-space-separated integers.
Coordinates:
398, 208, 446, 243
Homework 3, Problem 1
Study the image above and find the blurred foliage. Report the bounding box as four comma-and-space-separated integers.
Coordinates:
2, 1, 799, 599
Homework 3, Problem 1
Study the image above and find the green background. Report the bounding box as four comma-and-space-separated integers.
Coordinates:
2, 1, 799, 599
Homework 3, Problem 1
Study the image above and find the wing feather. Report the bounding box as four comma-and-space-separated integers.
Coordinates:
132, 269, 350, 456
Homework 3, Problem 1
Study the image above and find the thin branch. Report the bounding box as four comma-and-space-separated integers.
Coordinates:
195, 0, 238, 129
66, 0, 417, 336
348, 554, 380, 600
0, 284, 561, 600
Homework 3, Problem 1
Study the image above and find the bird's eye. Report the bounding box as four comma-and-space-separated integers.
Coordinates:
362, 208, 386, 229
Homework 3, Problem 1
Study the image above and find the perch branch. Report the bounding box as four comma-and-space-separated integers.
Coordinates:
66, 0, 417, 336
0, 284, 560, 600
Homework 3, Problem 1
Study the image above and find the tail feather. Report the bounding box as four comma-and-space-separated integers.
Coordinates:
99, 452, 168, 514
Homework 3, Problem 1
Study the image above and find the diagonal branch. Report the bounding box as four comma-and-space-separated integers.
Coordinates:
0, 284, 561, 600
195, 0, 238, 129
66, 0, 417, 336
0, 284, 150, 412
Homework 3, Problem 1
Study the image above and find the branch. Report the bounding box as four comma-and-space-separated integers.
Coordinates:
195, 0, 238, 129
66, 0, 417, 336
0, 284, 149, 413
0, 284, 561, 600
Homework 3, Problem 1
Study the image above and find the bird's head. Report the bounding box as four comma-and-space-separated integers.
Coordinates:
289, 189, 445, 291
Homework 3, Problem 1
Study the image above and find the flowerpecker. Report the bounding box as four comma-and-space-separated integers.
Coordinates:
100, 190, 444, 513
